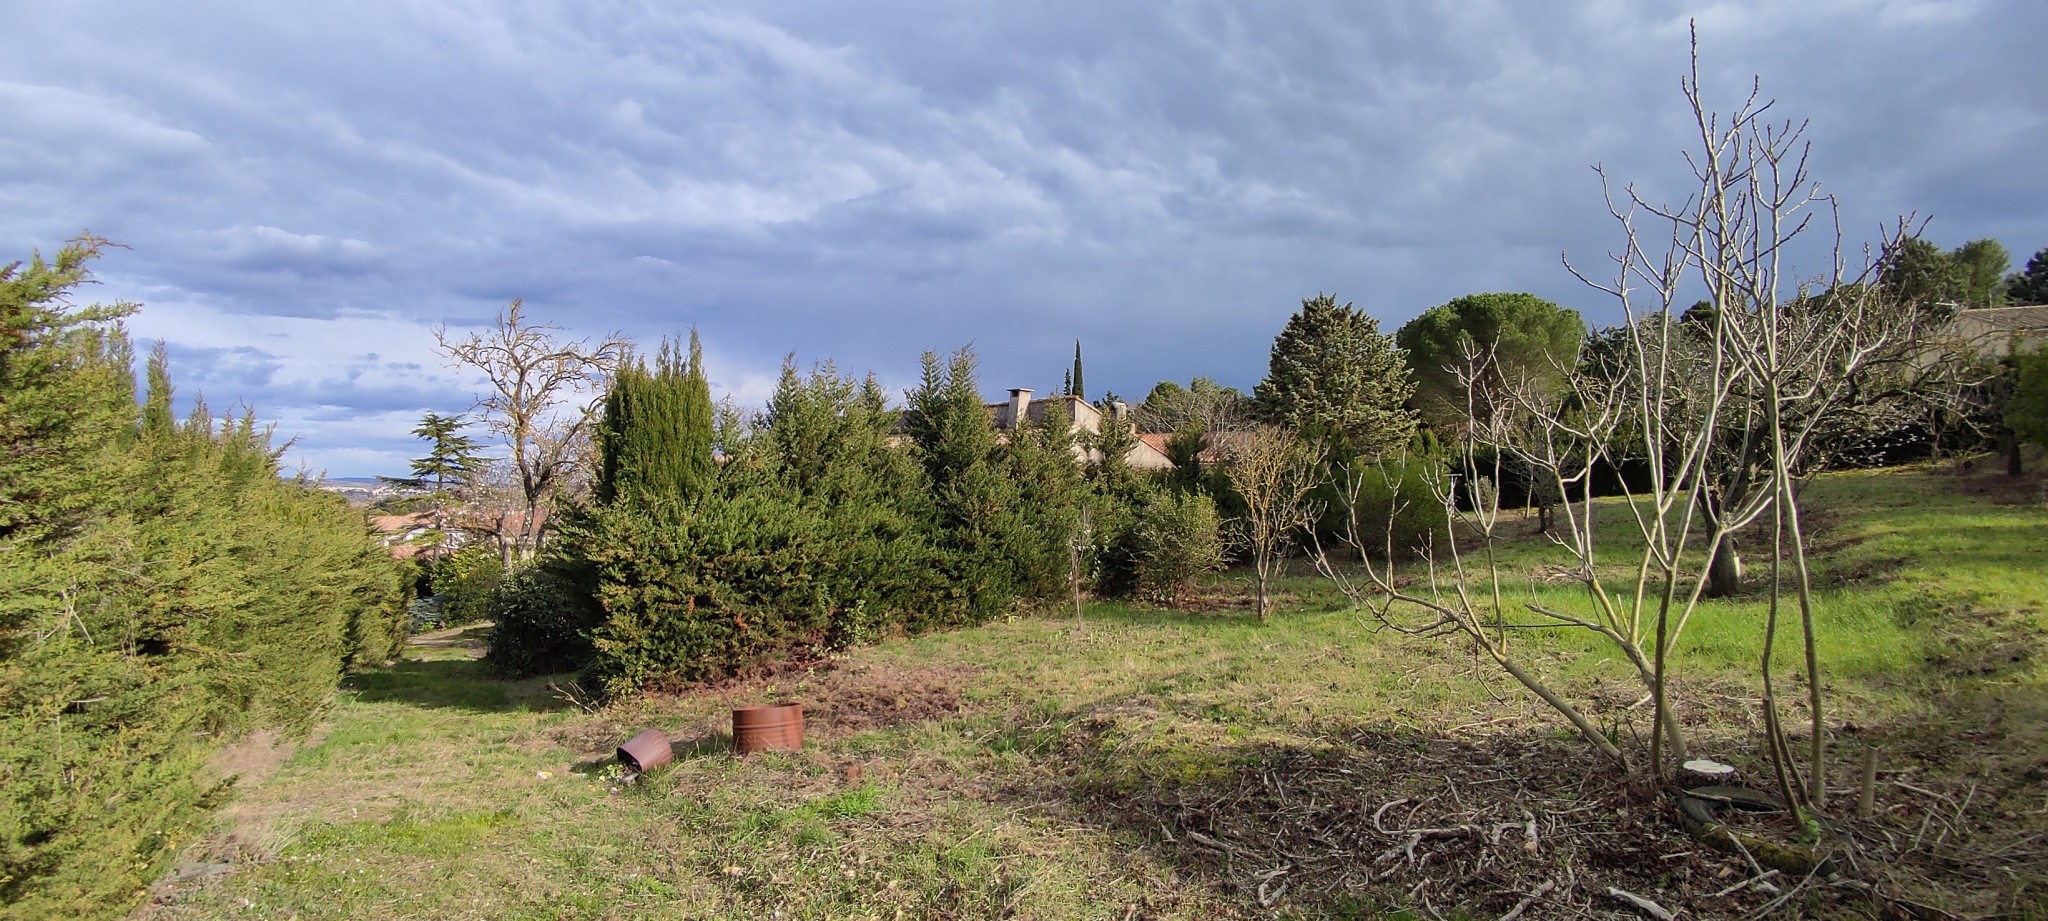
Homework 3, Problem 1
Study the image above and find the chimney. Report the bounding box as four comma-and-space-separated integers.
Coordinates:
1007, 388, 1032, 430
1111, 400, 1129, 424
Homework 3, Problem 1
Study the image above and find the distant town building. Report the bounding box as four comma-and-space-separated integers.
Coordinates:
987, 388, 1173, 471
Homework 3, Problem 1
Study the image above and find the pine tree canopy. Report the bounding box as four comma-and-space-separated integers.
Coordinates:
1396, 291, 1585, 424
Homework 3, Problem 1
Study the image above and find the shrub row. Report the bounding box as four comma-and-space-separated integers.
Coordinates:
491, 351, 1117, 693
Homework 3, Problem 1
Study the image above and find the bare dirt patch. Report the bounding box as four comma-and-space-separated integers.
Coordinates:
793, 661, 972, 735
200, 729, 301, 789
543, 659, 978, 765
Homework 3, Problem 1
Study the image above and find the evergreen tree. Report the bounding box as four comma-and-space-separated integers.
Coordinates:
903, 347, 998, 491
1950, 239, 2011, 308
995, 393, 1085, 599
679, 329, 715, 491
1253, 293, 1417, 456
903, 346, 1029, 619
0, 237, 138, 548
1, 239, 405, 918
384, 413, 483, 494
379, 411, 484, 564
1086, 403, 1141, 488
1397, 292, 1585, 426
141, 342, 176, 439
594, 333, 713, 506
1071, 340, 1085, 400
2008, 246, 2048, 305
1879, 237, 1956, 308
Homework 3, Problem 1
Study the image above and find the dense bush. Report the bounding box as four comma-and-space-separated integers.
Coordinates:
481, 556, 601, 677
583, 492, 834, 694
1329, 453, 1452, 553
1128, 491, 1226, 604
492, 361, 955, 692
430, 545, 504, 627
0, 240, 407, 919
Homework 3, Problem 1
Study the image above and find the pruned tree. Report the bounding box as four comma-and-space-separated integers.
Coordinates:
1320, 34, 1953, 821
1225, 424, 1322, 620
436, 299, 627, 564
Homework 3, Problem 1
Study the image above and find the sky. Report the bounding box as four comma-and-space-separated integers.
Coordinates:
4, 1, 2044, 477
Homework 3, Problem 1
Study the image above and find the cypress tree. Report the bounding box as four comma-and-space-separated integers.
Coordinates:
678, 329, 715, 494
594, 356, 654, 505
596, 334, 714, 507
1071, 340, 1085, 400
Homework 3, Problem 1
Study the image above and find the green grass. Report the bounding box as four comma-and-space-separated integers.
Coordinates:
142, 463, 2048, 920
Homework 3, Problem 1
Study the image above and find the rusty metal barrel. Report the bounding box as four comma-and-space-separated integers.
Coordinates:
732, 703, 804, 754
617, 729, 674, 773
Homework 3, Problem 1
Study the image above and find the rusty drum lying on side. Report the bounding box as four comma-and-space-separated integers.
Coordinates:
616, 729, 674, 773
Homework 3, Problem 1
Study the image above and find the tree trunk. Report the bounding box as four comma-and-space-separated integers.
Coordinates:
1703, 538, 1742, 598
2007, 432, 2024, 476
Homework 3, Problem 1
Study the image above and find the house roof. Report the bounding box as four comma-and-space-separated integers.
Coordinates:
367, 511, 434, 534
983, 393, 1100, 430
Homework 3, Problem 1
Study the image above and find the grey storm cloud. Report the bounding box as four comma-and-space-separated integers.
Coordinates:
4, 0, 2045, 475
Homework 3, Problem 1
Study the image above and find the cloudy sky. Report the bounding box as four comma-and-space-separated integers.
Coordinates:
5, 1, 2044, 476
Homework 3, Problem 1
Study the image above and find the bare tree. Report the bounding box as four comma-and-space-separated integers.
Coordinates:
1314, 35, 1953, 818
1225, 424, 1323, 620
436, 299, 627, 564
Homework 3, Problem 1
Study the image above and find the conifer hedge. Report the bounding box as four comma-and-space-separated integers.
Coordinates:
0, 239, 408, 919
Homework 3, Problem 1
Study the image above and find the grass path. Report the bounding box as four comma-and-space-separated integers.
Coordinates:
139, 464, 2048, 919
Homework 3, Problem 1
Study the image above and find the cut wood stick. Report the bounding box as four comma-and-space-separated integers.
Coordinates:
1605, 886, 1678, 921
1709, 869, 1780, 899
1182, 830, 1242, 857
1500, 879, 1556, 921
1372, 798, 1411, 834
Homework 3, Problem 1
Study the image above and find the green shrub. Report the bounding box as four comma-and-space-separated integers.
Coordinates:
1084, 483, 1147, 598
584, 492, 828, 695
1129, 491, 1225, 604
431, 545, 503, 627
1334, 454, 1451, 553
483, 558, 601, 677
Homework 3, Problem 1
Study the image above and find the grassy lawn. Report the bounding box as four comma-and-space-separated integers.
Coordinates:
138, 463, 2047, 920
